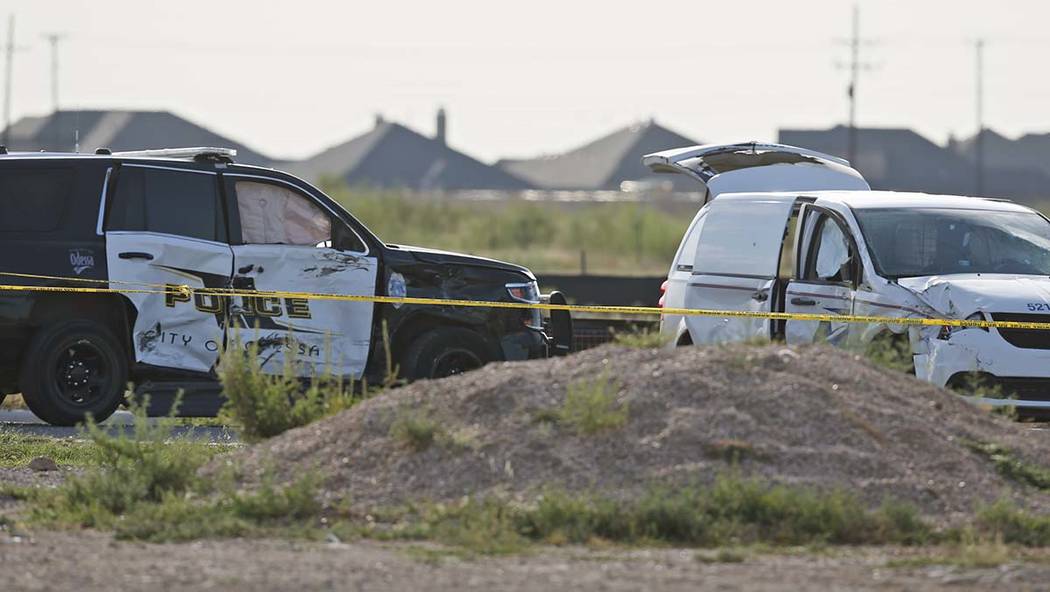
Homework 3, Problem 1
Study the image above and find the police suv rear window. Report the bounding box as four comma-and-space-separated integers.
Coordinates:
108, 167, 226, 242
0, 168, 73, 232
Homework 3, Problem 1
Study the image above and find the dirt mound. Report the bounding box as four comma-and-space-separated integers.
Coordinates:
217, 344, 1050, 523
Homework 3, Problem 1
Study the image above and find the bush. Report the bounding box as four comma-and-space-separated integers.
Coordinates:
964, 440, 1050, 491
558, 373, 628, 435
322, 185, 690, 275
972, 500, 1050, 547
32, 397, 221, 527
113, 473, 322, 543
863, 332, 914, 374
217, 334, 361, 442
390, 406, 443, 452
612, 329, 669, 349
419, 475, 932, 550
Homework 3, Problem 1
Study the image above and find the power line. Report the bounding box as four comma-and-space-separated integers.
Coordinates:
41, 32, 67, 113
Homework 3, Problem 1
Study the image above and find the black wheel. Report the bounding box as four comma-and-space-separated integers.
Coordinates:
20, 320, 128, 426
400, 327, 496, 380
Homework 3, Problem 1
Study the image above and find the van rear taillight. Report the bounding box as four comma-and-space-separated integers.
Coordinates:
658, 280, 668, 308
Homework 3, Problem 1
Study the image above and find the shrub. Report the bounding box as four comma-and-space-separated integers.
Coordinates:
964, 440, 1050, 490
972, 500, 1050, 547
217, 334, 361, 442
863, 331, 914, 374
558, 373, 628, 435
322, 185, 691, 275
113, 473, 322, 543
612, 329, 669, 349
32, 397, 221, 527
422, 475, 932, 550
390, 406, 443, 452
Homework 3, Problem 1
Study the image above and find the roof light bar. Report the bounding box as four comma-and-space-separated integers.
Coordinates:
111, 147, 237, 160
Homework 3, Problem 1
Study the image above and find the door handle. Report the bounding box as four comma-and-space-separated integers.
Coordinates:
790, 297, 817, 306
751, 290, 769, 302
118, 251, 154, 261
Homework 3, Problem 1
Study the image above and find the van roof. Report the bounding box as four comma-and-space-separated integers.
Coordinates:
718, 190, 1037, 213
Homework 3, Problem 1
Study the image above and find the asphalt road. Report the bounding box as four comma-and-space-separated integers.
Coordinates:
0, 409, 238, 442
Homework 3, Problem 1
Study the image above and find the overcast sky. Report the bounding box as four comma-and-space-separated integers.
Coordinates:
1, 0, 1047, 161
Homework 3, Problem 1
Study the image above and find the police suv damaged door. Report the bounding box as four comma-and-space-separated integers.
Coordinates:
104, 165, 235, 373
683, 194, 798, 343
224, 175, 378, 378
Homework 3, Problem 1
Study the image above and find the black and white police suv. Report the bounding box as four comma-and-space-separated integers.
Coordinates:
0, 147, 570, 425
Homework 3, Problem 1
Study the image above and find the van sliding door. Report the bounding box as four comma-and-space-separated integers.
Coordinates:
683, 194, 798, 344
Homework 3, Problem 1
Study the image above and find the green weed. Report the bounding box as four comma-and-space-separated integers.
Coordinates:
217, 334, 362, 442
390, 406, 443, 452
379, 475, 933, 554
863, 332, 914, 374
971, 500, 1050, 547
612, 329, 670, 349
324, 185, 691, 275
31, 397, 223, 527
964, 440, 1050, 491
0, 430, 101, 468
558, 374, 628, 435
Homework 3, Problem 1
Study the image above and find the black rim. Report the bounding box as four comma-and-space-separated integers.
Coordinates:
53, 339, 113, 406
431, 349, 482, 378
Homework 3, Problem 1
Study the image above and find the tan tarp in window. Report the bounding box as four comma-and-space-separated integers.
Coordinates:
236, 181, 330, 245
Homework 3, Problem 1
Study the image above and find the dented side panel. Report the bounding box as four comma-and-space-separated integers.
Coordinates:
230, 245, 378, 378
106, 231, 235, 373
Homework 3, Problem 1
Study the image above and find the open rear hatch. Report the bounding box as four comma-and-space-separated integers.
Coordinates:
643, 142, 869, 201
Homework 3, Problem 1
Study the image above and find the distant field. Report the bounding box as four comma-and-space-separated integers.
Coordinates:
325, 185, 697, 276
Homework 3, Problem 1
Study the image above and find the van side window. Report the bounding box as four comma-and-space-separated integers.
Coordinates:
233, 181, 334, 246
107, 167, 226, 242
806, 215, 853, 283
674, 210, 707, 272
0, 168, 73, 232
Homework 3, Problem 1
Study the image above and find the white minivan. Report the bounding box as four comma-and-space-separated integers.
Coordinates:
650, 143, 1050, 405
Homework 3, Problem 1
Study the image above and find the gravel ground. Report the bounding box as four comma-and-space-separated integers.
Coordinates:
3, 529, 1050, 592
220, 344, 1050, 523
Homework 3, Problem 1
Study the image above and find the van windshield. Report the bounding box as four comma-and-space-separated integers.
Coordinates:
855, 207, 1050, 278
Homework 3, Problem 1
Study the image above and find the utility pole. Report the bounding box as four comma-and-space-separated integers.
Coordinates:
42, 32, 67, 113
2, 15, 14, 147
837, 4, 875, 166
847, 4, 859, 165
975, 39, 985, 196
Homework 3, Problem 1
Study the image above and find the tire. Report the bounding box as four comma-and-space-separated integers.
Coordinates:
399, 327, 497, 380
20, 320, 128, 426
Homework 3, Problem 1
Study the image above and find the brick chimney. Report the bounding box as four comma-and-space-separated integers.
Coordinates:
435, 107, 447, 145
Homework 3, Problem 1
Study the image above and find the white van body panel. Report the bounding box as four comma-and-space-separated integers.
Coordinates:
682, 194, 797, 344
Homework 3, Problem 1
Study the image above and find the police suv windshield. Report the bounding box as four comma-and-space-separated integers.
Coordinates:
855, 208, 1050, 278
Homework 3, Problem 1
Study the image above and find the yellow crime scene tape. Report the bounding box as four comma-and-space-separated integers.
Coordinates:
3, 271, 1049, 409
1, 270, 1050, 331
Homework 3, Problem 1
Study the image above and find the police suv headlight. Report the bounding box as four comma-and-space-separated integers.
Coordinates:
507, 281, 543, 330
938, 312, 989, 340
506, 281, 540, 303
